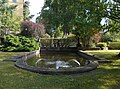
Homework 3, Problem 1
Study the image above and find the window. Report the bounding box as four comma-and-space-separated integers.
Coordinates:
12, 0, 17, 3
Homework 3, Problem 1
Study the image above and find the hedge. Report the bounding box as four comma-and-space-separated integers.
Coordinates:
96, 42, 107, 48
109, 42, 120, 50
40, 38, 77, 47
0, 34, 39, 52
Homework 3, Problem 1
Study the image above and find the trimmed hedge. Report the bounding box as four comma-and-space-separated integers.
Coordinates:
96, 42, 107, 48
40, 38, 77, 47
109, 42, 120, 50
0, 34, 39, 52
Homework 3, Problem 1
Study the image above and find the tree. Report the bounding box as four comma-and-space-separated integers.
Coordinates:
107, 0, 120, 22
0, 0, 20, 37
37, 0, 77, 37
72, 0, 107, 47
9, 16, 22, 33
102, 0, 120, 33
37, 0, 119, 47
21, 20, 45, 38
23, 1, 34, 20
102, 31, 120, 42
23, 1, 30, 20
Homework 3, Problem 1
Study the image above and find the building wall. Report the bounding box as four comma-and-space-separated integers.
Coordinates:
8, 0, 24, 16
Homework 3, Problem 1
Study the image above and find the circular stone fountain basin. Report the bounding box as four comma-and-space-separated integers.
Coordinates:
15, 52, 98, 75
15, 59, 98, 75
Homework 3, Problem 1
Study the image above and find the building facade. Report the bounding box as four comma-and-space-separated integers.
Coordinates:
8, 0, 24, 16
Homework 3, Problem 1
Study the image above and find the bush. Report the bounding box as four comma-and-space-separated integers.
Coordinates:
3, 34, 21, 47
21, 21, 45, 38
1, 34, 39, 52
109, 42, 120, 50
96, 42, 107, 48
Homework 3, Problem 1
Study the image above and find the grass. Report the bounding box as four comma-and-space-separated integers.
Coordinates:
0, 52, 22, 60
0, 51, 120, 89
86, 51, 120, 60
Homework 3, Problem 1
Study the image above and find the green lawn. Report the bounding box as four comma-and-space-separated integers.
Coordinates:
0, 52, 22, 60
86, 51, 120, 60
0, 51, 120, 89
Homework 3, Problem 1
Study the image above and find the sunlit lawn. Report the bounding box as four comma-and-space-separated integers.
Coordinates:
85, 50, 120, 60
0, 51, 120, 89
0, 52, 22, 60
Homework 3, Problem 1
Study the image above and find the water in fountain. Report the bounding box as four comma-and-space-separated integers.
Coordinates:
17, 53, 98, 74
35, 58, 81, 69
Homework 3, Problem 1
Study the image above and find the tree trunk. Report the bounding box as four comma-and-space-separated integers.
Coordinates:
76, 37, 81, 47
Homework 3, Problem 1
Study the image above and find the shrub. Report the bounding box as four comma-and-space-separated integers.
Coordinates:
109, 42, 120, 50
3, 34, 21, 47
96, 42, 107, 48
1, 34, 39, 52
21, 20, 45, 38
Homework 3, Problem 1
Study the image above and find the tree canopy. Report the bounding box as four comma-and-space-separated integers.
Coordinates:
36, 0, 107, 46
0, 0, 22, 37
21, 20, 45, 38
104, 0, 120, 32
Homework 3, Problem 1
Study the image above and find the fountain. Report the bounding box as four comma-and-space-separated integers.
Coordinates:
35, 58, 81, 69
15, 53, 98, 75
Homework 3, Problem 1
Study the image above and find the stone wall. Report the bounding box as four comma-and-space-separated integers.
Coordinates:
3, 49, 40, 62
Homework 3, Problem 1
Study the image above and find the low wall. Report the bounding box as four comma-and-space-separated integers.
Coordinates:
21, 50, 40, 61
15, 59, 98, 75
40, 47, 78, 53
3, 49, 112, 64
15, 49, 99, 75
3, 49, 40, 62
77, 50, 112, 63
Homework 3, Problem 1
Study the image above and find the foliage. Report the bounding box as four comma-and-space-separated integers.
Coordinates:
0, 34, 39, 52
73, 0, 107, 47
21, 20, 45, 38
23, 1, 30, 20
96, 42, 107, 48
37, 0, 120, 48
67, 34, 76, 38
109, 42, 120, 50
107, 20, 120, 32
0, 0, 22, 37
102, 0, 120, 33
102, 32, 120, 42
4, 16, 22, 34
106, 0, 120, 23
54, 29, 63, 38
42, 33, 51, 38
38, 0, 79, 37
23, 1, 34, 20
37, 0, 109, 47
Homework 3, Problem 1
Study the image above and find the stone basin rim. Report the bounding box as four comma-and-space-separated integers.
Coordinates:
15, 59, 98, 75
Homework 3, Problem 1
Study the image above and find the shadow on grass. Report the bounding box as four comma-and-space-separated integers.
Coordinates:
0, 61, 120, 89
92, 67, 120, 89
